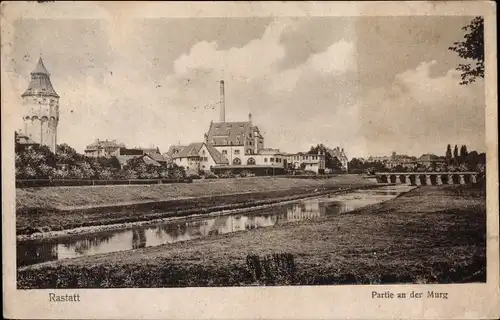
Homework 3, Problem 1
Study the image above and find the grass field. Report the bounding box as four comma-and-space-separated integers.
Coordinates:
16, 175, 376, 235
17, 184, 486, 288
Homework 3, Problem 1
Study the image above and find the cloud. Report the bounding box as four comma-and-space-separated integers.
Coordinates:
359, 61, 485, 156
173, 19, 297, 82
173, 19, 355, 94
270, 39, 356, 93
8, 17, 484, 159
309, 40, 356, 74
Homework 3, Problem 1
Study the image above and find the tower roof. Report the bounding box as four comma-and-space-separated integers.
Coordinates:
22, 57, 59, 98
31, 57, 50, 75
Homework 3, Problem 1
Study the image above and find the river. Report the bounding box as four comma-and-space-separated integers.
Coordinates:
17, 185, 414, 267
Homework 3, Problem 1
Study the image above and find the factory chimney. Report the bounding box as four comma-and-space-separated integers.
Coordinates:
219, 80, 225, 123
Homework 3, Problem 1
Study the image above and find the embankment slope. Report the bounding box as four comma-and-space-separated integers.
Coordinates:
17, 184, 486, 288
16, 175, 376, 234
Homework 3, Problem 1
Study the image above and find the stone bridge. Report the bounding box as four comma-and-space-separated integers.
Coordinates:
375, 172, 479, 185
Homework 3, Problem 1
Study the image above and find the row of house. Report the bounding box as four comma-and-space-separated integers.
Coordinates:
357, 152, 446, 170
84, 139, 169, 169
81, 81, 348, 176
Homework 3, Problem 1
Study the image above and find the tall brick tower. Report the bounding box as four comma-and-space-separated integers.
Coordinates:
21, 57, 59, 153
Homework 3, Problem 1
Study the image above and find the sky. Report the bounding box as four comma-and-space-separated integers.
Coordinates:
5, 14, 485, 158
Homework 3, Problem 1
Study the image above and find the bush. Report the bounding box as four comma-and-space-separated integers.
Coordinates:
246, 252, 297, 285
204, 171, 219, 179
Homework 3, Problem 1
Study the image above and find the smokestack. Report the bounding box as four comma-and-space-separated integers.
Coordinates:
248, 112, 252, 123
219, 80, 225, 123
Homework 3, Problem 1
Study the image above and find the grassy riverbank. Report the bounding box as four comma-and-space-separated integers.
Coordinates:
17, 184, 486, 288
16, 175, 375, 235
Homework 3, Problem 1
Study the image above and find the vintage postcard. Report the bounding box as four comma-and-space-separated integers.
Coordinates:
2, 1, 499, 319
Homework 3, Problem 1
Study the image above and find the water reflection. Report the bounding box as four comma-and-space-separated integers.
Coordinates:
17, 185, 414, 267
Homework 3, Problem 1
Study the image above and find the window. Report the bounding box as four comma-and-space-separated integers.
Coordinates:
270, 157, 274, 162
234, 150, 240, 155
264, 158, 268, 162
222, 150, 228, 155
202, 150, 206, 155
247, 158, 255, 165
233, 158, 241, 165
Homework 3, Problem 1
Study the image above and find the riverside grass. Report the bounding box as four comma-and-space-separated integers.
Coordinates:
16, 175, 374, 212
16, 175, 376, 235
17, 184, 486, 288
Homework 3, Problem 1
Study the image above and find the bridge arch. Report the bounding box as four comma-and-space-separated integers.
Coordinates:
429, 175, 437, 185
417, 174, 426, 185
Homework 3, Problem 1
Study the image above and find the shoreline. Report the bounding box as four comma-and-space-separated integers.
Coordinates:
17, 185, 486, 287
16, 175, 379, 237
17, 184, 387, 242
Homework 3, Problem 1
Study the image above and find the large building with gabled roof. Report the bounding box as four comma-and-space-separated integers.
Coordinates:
20, 57, 60, 153
200, 80, 286, 175
172, 142, 229, 174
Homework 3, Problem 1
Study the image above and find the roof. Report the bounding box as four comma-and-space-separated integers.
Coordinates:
22, 58, 59, 98
173, 142, 229, 164
119, 148, 144, 156
418, 154, 440, 161
15, 133, 38, 145
206, 121, 254, 146
142, 155, 161, 167
147, 152, 167, 162
85, 140, 125, 151
206, 145, 229, 164
142, 148, 160, 154
32, 57, 50, 75
116, 155, 140, 166
116, 154, 161, 167
166, 145, 187, 157
174, 142, 204, 158
328, 147, 347, 159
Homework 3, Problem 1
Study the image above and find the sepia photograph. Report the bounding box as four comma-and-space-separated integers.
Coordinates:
2, 1, 498, 319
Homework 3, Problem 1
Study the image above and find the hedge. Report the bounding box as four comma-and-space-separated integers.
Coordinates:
16, 178, 193, 188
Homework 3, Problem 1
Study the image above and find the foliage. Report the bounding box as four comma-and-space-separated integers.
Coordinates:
445, 144, 452, 165
15, 141, 186, 181
348, 158, 388, 172
308, 144, 343, 170
448, 16, 484, 85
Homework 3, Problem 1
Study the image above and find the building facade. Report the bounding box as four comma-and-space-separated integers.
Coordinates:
84, 139, 125, 157
20, 58, 60, 153
173, 142, 229, 175
285, 152, 326, 173
416, 154, 446, 168
386, 152, 417, 170
328, 147, 349, 171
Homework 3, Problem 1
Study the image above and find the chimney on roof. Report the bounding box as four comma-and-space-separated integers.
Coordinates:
220, 80, 225, 123
248, 112, 252, 123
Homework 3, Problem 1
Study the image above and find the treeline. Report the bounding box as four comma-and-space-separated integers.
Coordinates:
348, 144, 485, 174
15, 143, 186, 180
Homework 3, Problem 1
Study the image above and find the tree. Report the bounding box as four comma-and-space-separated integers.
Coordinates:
56, 143, 81, 166
449, 16, 484, 85
453, 145, 459, 165
459, 145, 468, 165
308, 144, 342, 171
445, 144, 453, 165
